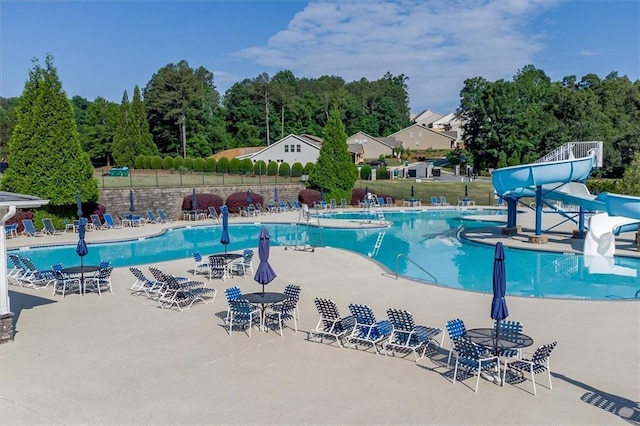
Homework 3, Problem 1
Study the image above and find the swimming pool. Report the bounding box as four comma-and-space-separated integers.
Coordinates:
11, 210, 640, 300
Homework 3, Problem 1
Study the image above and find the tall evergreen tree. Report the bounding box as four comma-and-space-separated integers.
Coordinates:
1, 55, 99, 205
131, 85, 158, 156
308, 108, 356, 202
111, 91, 136, 167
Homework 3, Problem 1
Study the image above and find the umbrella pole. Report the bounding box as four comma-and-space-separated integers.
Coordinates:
262, 284, 265, 295
495, 320, 500, 356
80, 256, 85, 296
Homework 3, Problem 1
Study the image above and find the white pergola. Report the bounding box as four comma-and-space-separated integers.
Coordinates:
0, 192, 49, 319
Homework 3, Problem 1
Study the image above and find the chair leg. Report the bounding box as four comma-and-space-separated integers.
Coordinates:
547, 360, 553, 390
530, 365, 537, 396
452, 358, 459, 384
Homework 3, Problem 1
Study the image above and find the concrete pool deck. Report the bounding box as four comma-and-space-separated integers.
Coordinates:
1, 206, 639, 425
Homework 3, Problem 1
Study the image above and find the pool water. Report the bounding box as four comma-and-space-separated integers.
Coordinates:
11, 210, 640, 300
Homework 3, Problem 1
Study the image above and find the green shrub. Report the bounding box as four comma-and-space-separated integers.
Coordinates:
183, 157, 194, 170
151, 155, 163, 169
267, 161, 278, 176
134, 155, 145, 169
204, 157, 216, 172
240, 158, 254, 175
303, 162, 315, 175
173, 156, 184, 169
193, 157, 205, 172
360, 164, 371, 180
228, 158, 241, 174
217, 157, 229, 173
253, 160, 267, 175
162, 156, 174, 170
142, 155, 152, 169
278, 162, 290, 177
377, 166, 389, 179
291, 162, 303, 177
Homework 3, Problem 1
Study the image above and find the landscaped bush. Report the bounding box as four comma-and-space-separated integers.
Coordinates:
298, 189, 321, 207
134, 155, 145, 169
266, 161, 278, 176
303, 162, 315, 175
228, 158, 241, 174
351, 187, 374, 205
142, 155, 152, 169
193, 157, 205, 172
360, 164, 371, 180
173, 156, 184, 169
181, 193, 224, 213
224, 191, 264, 214
183, 157, 194, 170
253, 160, 266, 175
217, 157, 229, 173
278, 162, 290, 177
162, 156, 174, 169
151, 155, 163, 169
240, 159, 254, 175
291, 162, 303, 177
204, 157, 216, 172
377, 166, 389, 179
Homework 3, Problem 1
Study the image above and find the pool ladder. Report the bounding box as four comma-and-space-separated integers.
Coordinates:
395, 253, 438, 283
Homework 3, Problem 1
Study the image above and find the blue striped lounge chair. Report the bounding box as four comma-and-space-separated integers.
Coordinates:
347, 304, 393, 354
384, 308, 443, 362
310, 298, 355, 348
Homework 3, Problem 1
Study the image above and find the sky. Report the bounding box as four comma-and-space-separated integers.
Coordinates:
1, 0, 638, 114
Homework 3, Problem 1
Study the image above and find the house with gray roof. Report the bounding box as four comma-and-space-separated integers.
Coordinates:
347, 131, 401, 163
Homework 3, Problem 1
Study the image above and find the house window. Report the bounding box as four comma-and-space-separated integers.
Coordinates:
284, 145, 289, 152
296, 145, 301, 152
409, 131, 414, 138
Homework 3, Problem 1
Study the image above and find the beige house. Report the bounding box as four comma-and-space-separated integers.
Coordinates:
240, 134, 322, 166
347, 131, 401, 162
389, 123, 456, 151
411, 109, 444, 127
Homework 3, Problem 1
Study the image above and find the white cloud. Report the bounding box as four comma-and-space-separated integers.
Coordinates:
233, 0, 560, 113
579, 49, 601, 57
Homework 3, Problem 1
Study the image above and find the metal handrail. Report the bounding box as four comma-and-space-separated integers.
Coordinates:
395, 253, 438, 283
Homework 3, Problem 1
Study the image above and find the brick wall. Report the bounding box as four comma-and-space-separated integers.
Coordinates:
99, 184, 305, 220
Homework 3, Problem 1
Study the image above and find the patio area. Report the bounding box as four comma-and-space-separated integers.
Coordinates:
1, 208, 639, 424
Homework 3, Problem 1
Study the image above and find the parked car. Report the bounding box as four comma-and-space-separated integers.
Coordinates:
367, 160, 387, 167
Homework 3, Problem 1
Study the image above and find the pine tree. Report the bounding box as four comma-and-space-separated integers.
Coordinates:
112, 91, 136, 167
1, 55, 99, 206
308, 108, 356, 202
621, 151, 640, 196
131, 85, 158, 156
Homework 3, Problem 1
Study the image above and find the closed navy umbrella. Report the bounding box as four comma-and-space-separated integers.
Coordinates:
76, 218, 89, 292
254, 227, 277, 295
129, 189, 135, 213
490, 242, 509, 355
411, 185, 415, 198
192, 188, 198, 210
220, 205, 230, 253
274, 187, 278, 202
246, 190, 252, 204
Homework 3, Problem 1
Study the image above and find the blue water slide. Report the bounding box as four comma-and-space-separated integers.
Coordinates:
492, 157, 595, 233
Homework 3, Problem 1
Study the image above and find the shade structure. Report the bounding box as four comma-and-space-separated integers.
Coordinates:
274, 187, 278, 202
76, 193, 83, 219
254, 227, 277, 294
220, 205, 230, 253
129, 189, 135, 213
246, 190, 252, 204
192, 188, 198, 210
490, 242, 509, 354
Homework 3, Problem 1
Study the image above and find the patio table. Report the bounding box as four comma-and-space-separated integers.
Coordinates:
466, 327, 533, 354
61, 265, 100, 295
242, 292, 288, 331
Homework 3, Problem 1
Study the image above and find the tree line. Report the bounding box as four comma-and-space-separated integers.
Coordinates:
458, 64, 640, 178
0, 59, 411, 168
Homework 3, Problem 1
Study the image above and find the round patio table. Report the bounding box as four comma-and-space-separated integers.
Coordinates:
242, 292, 288, 331
61, 265, 100, 295
466, 327, 533, 353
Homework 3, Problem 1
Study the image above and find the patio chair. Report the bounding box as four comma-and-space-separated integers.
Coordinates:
21, 219, 44, 237
503, 342, 557, 396
208, 255, 227, 280
63, 219, 76, 232
386, 197, 393, 206
7, 254, 28, 284
84, 267, 113, 296
440, 196, 450, 206
157, 209, 174, 223
495, 320, 524, 358
264, 297, 298, 336
329, 199, 337, 210
224, 286, 243, 322
51, 270, 80, 299
5, 223, 18, 239
146, 210, 160, 223
226, 299, 261, 337
208, 206, 220, 223
192, 252, 209, 276
129, 267, 163, 298
451, 336, 501, 392
41, 218, 61, 235
310, 298, 355, 347
267, 203, 277, 213
17, 258, 55, 289
231, 249, 254, 278
103, 213, 122, 229
279, 201, 288, 212
157, 274, 216, 312
377, 197, 385, 207
347, 304, 393, 354
283, 284, 301, 321
340, 198, 348, 209
90, 214, 106, 230
446, 318, 468, 366
384, 308, 443, 362
431, 196, 439, 206
255, 203, 266, 215
291, 200, 301, 210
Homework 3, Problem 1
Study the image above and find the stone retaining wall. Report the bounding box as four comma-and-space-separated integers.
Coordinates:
99, 184, 305, 220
